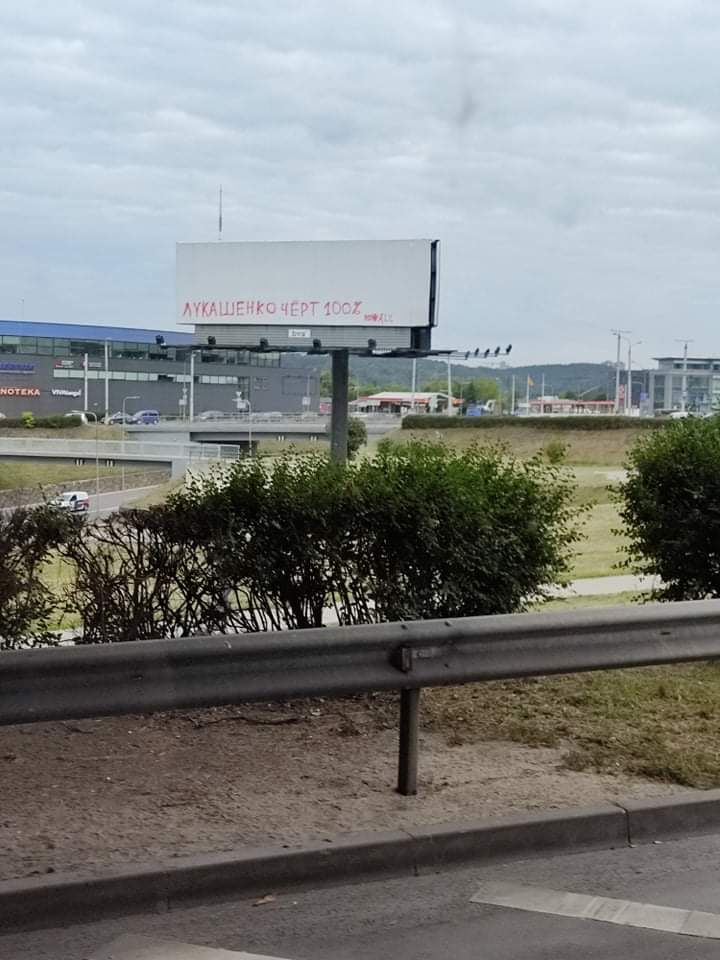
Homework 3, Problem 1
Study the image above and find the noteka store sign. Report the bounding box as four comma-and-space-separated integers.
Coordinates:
0, 387, 40, 398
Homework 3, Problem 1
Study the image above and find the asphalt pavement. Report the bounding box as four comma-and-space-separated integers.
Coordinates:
87, 485, 160, 517
0, 485, 160, 519
6, 831, 720, 958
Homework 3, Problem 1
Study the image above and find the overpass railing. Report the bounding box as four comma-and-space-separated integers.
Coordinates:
2, 600, 720, 795
0, 437, 240, 462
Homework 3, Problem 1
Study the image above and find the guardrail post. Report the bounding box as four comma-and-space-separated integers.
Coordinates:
397, 687, 420, 796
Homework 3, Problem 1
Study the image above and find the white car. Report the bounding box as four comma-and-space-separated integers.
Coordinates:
52, 490, 90, 513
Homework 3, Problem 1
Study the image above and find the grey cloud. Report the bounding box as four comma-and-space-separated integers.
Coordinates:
2, 0, 720, 362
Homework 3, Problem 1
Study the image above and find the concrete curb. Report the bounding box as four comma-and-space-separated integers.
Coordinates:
3, 791, 720, 933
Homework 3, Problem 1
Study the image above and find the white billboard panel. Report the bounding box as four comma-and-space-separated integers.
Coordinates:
176, 240, 438, 329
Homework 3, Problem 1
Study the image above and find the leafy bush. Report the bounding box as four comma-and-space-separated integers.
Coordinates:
21, 411, 35, 430
543, 440, 567, 464
0, 505, 74, 650
61, 506, 228, 643
615, 417, 720, 599
0, 415, 82, 430
402, 415, 666, 432
347, 417, 368, 459
324, 416, 368, 459
60, 443, 582, 640
347, 441, 582, 621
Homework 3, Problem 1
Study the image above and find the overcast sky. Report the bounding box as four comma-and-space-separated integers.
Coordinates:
2, 1, 720, 365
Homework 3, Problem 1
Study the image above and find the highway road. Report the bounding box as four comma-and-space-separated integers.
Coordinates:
1, 485, 161, 519
5, 831, 720, 958
87, 485, 161, 517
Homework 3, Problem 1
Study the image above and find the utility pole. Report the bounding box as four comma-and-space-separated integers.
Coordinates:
411, 358, 417, 413
675, 339, 694, 413
540, 373, 545, 415
510, 374, 516, 415
626, 341, 632, 414
611, 330, 630, 414
625, 339, 642, 414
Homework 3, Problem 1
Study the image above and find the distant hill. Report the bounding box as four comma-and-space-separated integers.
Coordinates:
282, 354, 618, 397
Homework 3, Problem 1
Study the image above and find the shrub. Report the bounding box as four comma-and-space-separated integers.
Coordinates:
0, 505, 74, 650
543, 440, 567, 464
347, 441, 582, 621
21, 411, 35, 430
324, 416, 368, 459
61, 506, 229, 643
347, 417, 368, 459
615, 417, 720, 599
0, 415, 82, 430
61, 443, 582, 640
401, 415, 666, 432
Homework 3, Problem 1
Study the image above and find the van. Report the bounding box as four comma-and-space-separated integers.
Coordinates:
52, 490, 90, 513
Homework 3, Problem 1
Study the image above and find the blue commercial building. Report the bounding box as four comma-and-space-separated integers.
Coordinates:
0, 320, 317, 418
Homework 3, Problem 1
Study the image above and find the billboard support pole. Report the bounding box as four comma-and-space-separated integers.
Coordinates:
330, 349, 349, 463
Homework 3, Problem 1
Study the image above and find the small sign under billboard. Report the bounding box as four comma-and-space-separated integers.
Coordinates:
176, 240, 439, 334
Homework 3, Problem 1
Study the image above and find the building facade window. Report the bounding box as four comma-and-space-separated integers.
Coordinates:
0, 336, 280, 368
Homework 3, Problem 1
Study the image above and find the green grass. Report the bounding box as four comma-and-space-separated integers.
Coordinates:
124, 478, 184, 508
0, 462, 124, 491
394, 425, 644, 466
571, 502, 627, 579
535, 591, 641, 611
424, 653, 720, 788
0, 424, 125, 441
256, 438, 328, 457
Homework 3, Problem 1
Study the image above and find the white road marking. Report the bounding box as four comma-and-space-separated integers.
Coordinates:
471, 881, 720, 940
91, 934, 290, 959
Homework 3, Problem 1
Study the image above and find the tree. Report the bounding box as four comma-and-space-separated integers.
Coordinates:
347, 417, 367, 459
421, 377, 500, 404
616, 417, 720, 599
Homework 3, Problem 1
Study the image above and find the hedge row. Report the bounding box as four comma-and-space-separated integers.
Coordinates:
0, 442, 582, 648
401, 415, 668, 432
0, 415, 83, 430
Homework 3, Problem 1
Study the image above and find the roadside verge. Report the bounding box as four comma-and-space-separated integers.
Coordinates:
3, 789, 720, 933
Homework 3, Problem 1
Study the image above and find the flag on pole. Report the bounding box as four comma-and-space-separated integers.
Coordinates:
527, 376, 534, 386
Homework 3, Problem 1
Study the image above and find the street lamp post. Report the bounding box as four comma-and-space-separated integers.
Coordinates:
121, 395, 140, 490
621, 338, 642, 414
84, 410, 101, 517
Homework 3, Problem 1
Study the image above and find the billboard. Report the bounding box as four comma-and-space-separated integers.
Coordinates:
176, 240, 439, 330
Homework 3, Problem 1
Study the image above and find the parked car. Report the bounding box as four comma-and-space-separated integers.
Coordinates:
65, 410, 88, 424
198, 410, 227, 421
107, 411, 135, 425
52, 490, 90, 513
130, 409, 160, 425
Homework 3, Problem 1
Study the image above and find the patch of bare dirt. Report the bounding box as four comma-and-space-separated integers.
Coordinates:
0, 697, 685, 882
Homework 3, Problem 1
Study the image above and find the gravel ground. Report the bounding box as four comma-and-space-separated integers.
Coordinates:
0, 697, 685, 882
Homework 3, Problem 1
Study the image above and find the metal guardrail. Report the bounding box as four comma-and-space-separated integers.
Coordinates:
0, 438, 240, 462
2, 600, 720, 794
